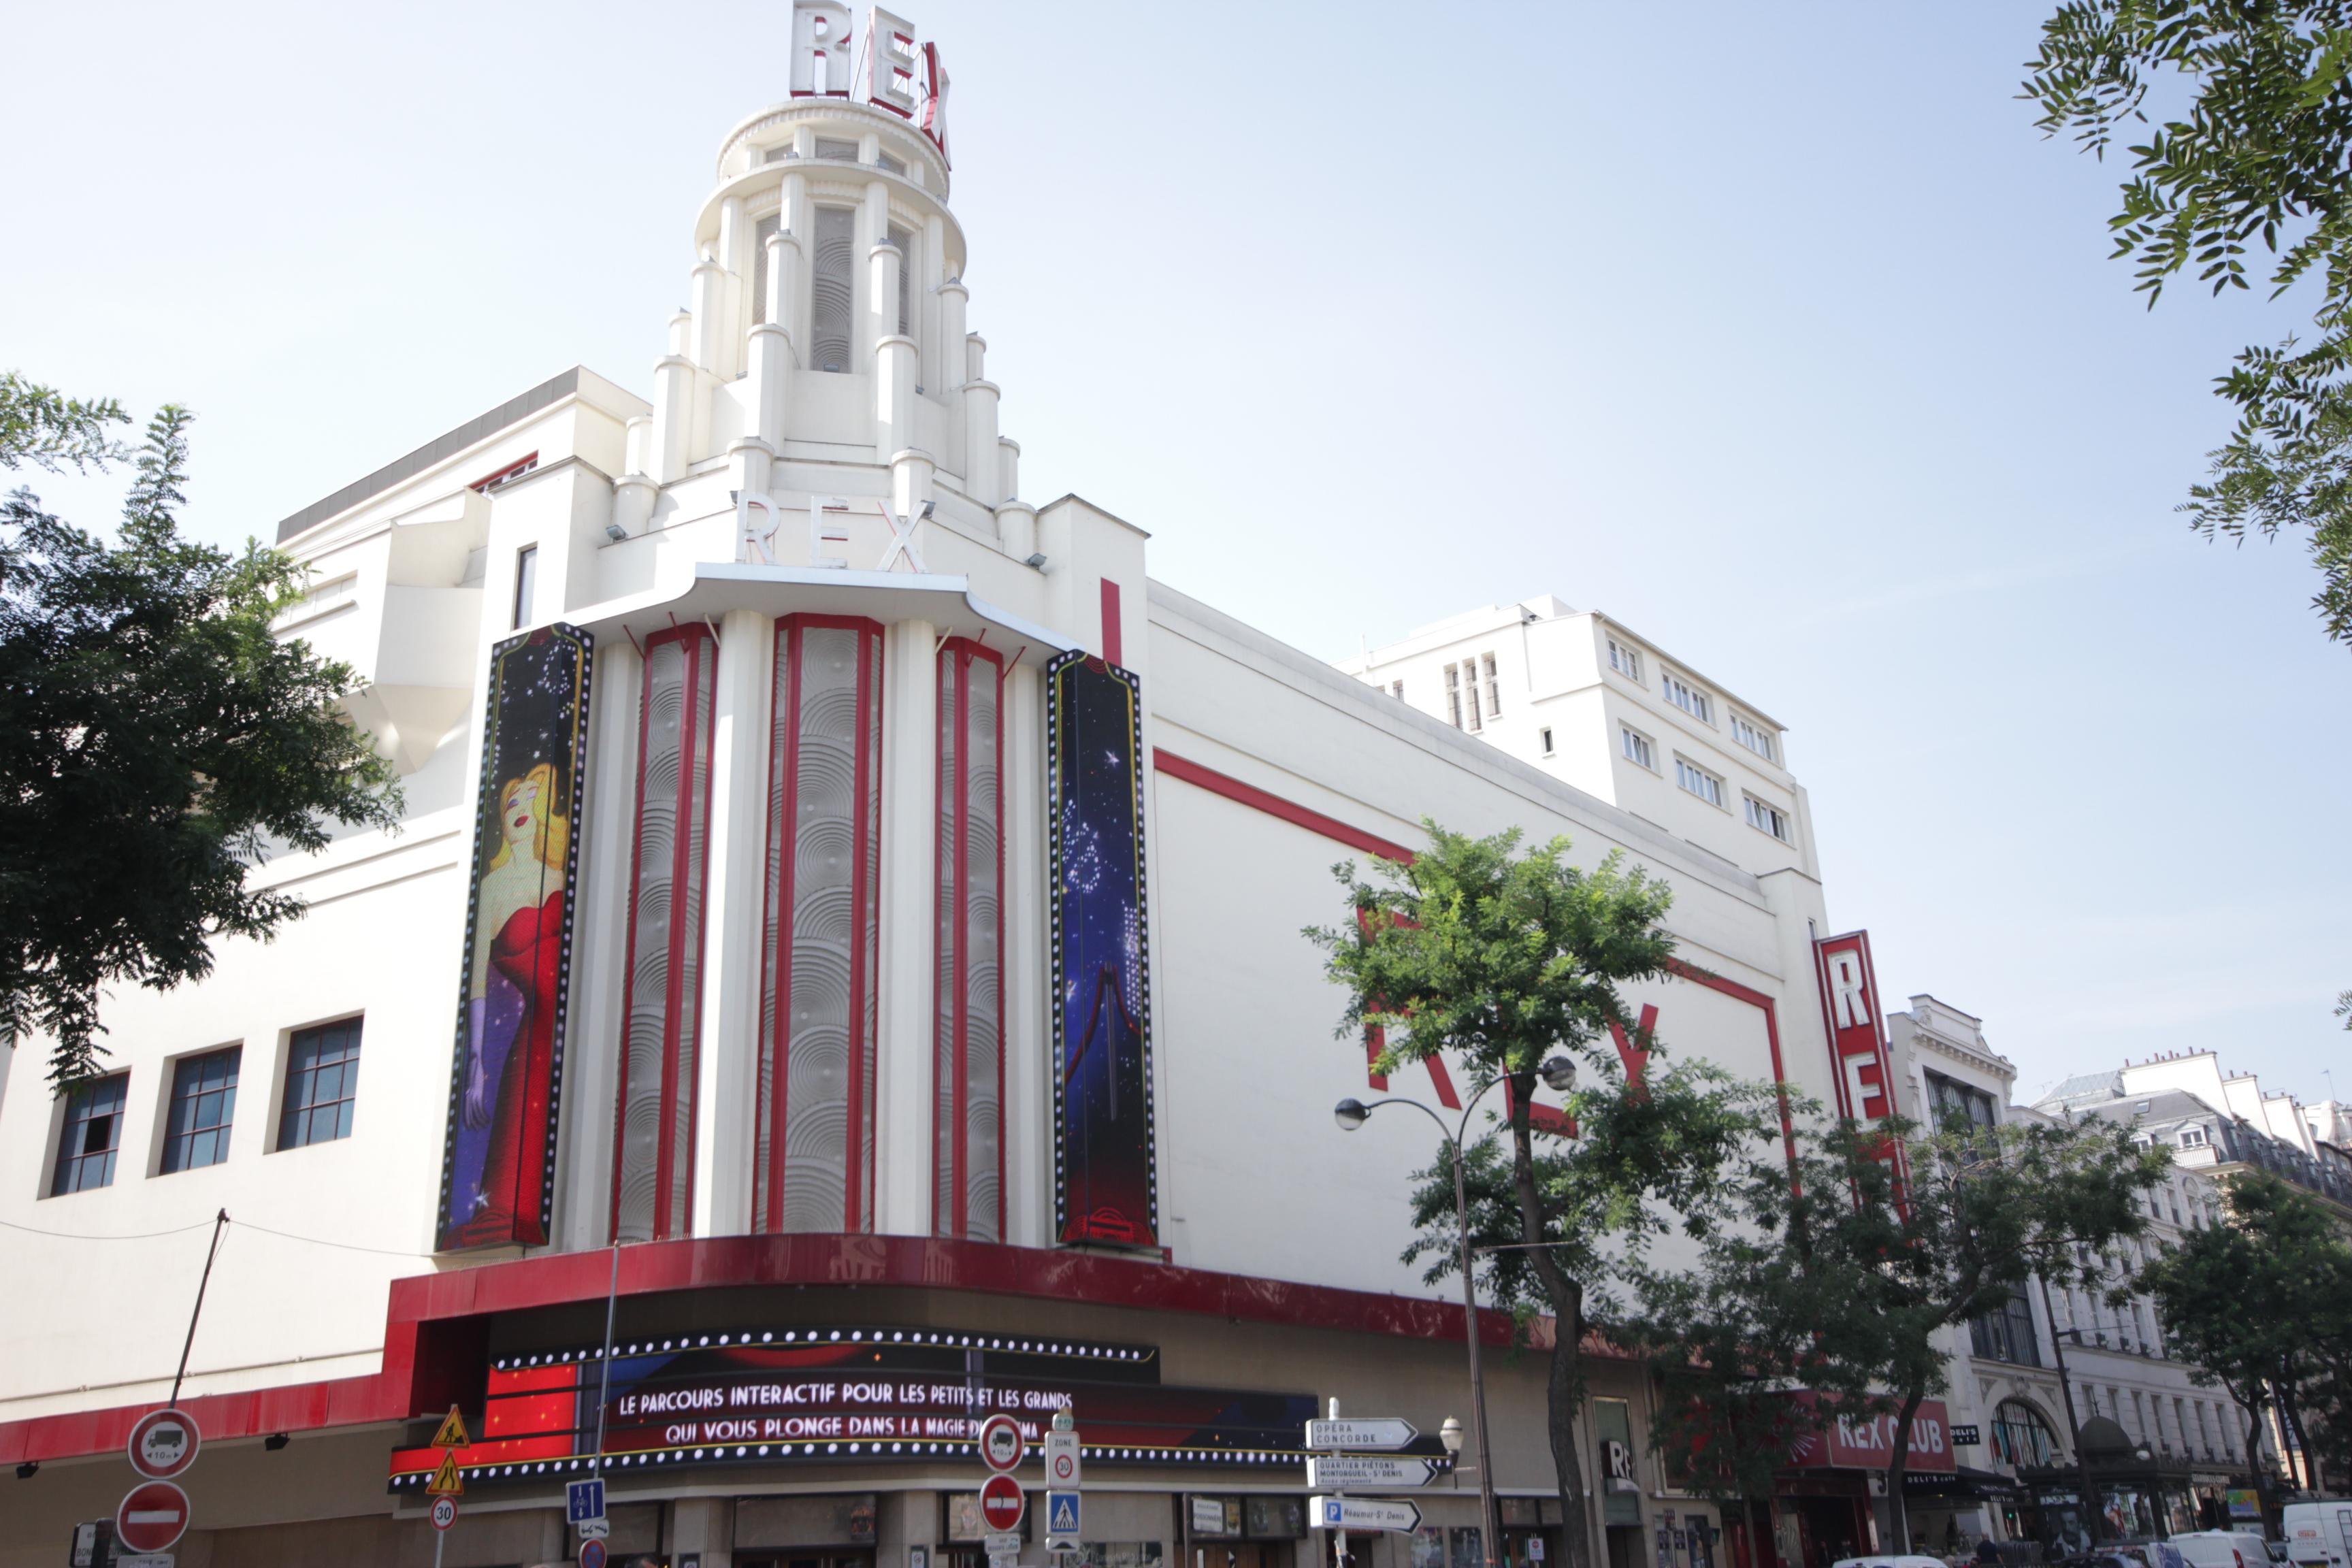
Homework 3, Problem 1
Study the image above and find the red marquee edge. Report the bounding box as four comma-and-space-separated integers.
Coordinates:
0, 1232, 1537, 1467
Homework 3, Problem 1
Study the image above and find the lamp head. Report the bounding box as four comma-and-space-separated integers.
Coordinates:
1333, 1098, 1370, 1132
1539, 1055, 1578, 1094
1439, 1416, 1465, 1455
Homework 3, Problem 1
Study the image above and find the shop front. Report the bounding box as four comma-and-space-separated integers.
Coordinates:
1901, 1467, 2021, 1557
2013, 1418, 2204, 1550
1771, 1396, 1959, 1565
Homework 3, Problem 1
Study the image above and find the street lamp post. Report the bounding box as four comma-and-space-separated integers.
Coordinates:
1336, 1056, 1577, 1568
2038, 1279, 2102, 1546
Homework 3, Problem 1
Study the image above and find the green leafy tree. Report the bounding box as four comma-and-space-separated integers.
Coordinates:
1310, 823, 1779, 1568
2140, 1170, 2352, 1507
1789, 1111, 2168, 1550
1620, 1109, 1900, 1533
2025, 2, 2352, 647
0, 372, 129, 474
2, 391, 401, 1083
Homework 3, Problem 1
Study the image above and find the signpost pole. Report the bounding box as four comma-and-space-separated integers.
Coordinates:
169, 1209, 229, 1409
593, 1239, 621, 1477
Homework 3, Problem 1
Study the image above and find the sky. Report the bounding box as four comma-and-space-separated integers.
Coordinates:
4, 1, 2345, 1109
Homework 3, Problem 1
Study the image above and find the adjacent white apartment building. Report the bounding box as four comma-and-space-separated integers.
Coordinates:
1883, 1002, 2259, 1550
1337, 599, 1813, 883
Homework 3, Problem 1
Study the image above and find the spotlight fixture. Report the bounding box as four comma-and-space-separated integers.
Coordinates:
264, 1433, 290, 1452
14, 1462, 35, 1479
604, 523, 628, 542
1024, 552, 1048, 570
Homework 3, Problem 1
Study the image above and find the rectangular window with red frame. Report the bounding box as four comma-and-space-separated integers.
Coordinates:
610, 623, 717, 1243
755, 616, 884, 1232
934, 638, 1005, 1241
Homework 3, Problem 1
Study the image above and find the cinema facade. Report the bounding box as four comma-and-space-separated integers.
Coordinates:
0, 12, 1918, 1567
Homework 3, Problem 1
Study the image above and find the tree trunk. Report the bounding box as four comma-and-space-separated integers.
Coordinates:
1879, 1387, 1924, 1554
1509, 1070, 1592, 1568
2275, 1369, 2313, 1493
2242, 1401, 2274, 1535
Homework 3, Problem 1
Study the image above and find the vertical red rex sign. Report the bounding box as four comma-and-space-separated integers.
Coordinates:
1813, 930, 1900, 1124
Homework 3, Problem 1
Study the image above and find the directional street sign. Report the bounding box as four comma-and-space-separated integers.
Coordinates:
1046, 1490, 1082, 1550
1305, 1418, 1418, 1452
1306, 1455, 1443, 1490
1045, 1428, 1082, 1487
426, 1450, 466, 1497
568, 1477, 608, 1525
116, 1481, 193, 1553
979, 1414, 1026, 1473
980, 1473, 1026, 1532
127, 1408, 201, 1481
1312, 1496, 1423, 1535
431, 1497, 457, 1531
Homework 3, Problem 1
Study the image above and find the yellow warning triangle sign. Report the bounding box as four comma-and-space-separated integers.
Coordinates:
425, 1450, 466, 1496
431, 1406, 472, 1448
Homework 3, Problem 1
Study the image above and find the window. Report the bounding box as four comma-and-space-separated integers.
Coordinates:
1621, 726, 1655, 770
1971, 1286, 2042, 1367
811, 205, 856, 372
2180, 1126, 2208, 1149
1443, 662, 1481, 731
813, 136, 859, 161
1661, 670, 1712, 723
889, 223, 915, 339
161, 1047, 240, 1173
1925, 1069, 1999, 1132
1675, 757, 1724, 808
1730, 713, 1776, 762
877, 151, 905, 175
1539, 726, 1554, 756
470, 453, 538, 491
512, 544, 538, 630
1481, 651, 1500, 718
50, 1073, 128, 1194
1606, 638, 1643, 682
1744, 796, 1790, 841
1390, 680, 1403, 700
278, 1019, 361, 1149
1991, 1401, 2059, 1469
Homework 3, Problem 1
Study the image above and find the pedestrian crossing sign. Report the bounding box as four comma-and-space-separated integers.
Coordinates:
1047, 1491, 1081, 1544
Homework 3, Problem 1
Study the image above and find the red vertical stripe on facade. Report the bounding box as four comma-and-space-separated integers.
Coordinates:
610, 623, 715, 1242
1100, 578, 1122, 667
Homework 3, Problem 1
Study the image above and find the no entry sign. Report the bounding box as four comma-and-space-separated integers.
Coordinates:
127, 1409, 201, 1481
979, 1473, 1026, 1533
116, 1480, 192, 1552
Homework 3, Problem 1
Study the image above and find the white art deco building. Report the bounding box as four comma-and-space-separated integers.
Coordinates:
1, 14, 1918, 1567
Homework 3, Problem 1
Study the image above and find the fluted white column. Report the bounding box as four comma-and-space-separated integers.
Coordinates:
779, 171, 809, 341
691, 608, 774, 1237
615, 415, 657, 534
750, 227, 801, 457
651, 310, 695, 485
715, 197, 746, 380
935, 278, 968, 478
873, 617, 938, 1235
872, 238, 915, 463
962, 331, 1000, 506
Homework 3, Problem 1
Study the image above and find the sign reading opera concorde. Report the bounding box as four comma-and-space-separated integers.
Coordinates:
387, 1327, 1329, 1492
436, 625, 594, 1252
1045, 651, 1158, 1247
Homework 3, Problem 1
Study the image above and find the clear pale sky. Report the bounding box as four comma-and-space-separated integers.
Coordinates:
5, 2, 2345, 1107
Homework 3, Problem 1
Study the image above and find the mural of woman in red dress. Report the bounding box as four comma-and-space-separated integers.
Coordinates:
438, 625, 591, 1252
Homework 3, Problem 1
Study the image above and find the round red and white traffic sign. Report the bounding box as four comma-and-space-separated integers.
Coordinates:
978, 1414, 1024, 1473
979, 1473, 1026, 1533
431, 1495, 457, 1531
117, 1480, 191, 1552
581, 1539, 608, 1568
127, 1407, 201, 1481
